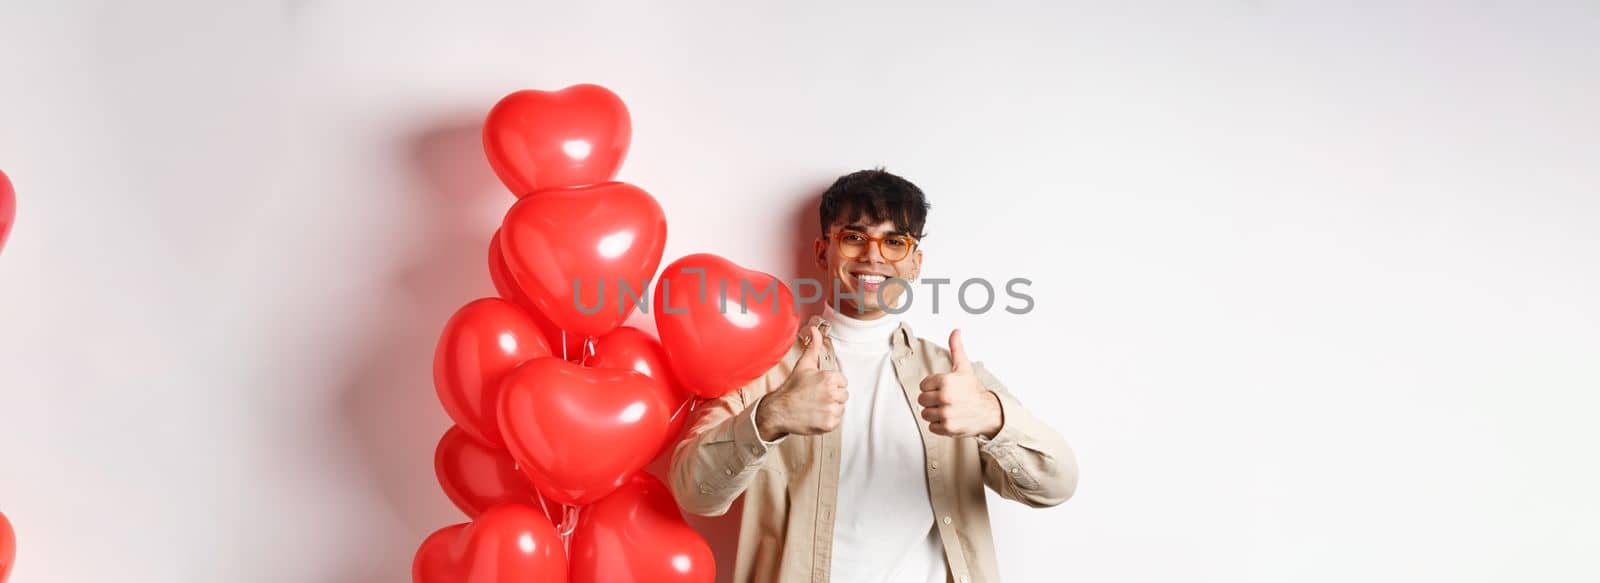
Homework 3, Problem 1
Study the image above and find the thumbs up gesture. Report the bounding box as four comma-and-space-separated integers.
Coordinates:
918, 330, 1004, 438
754, 326, 849, 441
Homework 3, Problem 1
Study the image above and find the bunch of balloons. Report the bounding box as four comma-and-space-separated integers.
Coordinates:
414, 85, 800, 583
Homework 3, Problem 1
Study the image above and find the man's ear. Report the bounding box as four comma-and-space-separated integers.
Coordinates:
912, 248, 924, 279
815, 237, 829, 271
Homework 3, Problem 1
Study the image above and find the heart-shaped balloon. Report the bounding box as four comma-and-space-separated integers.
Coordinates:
589, 327, 693, 455
483, 84, 631, 196
1, 170, 14, 255
654, 254, 799, 398
569, 473, 715, 583
499, 182, 666, 339
486, 228, 534, 309
498, 357, 673, 505
413, 503, 566, 583
434, 298, 552, 448
488, 230, 588, 361
1, 510, 14, 583
434, 426, 541, 518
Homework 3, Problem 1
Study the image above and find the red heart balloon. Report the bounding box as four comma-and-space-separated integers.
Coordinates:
654, 254, 800, 399
1, 510, 14, 583
1, 170, 14, 255
499, 182, 666, 339
488, 230, 587, 360
498, 357, 673, 506
483, 84, 631, 196
413, 504, 566, 583
434, 298, 553, 448
569, 473, 715, 583
589, 327, 693, 454
434, 426, 541, 518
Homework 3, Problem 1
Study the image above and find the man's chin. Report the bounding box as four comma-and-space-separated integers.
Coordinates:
840, 301, 885, 317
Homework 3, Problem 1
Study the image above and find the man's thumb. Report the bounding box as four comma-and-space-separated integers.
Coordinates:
949, 329, 972, 371
797, 326, 822, 369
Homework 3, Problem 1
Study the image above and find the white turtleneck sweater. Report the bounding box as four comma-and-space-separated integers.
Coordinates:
822, 306, 945, 583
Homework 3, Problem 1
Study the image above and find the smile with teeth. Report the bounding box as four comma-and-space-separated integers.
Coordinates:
853, 272, 889, 289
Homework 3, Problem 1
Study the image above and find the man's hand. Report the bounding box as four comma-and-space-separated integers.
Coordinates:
918, 329, 1004, 438
755, 326, 848, 441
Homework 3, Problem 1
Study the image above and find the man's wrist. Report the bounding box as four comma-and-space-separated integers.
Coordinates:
979, 390, 1005, 440
755, 396, 786, 442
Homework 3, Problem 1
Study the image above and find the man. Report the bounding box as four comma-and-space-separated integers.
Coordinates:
669, 169, 1077, 583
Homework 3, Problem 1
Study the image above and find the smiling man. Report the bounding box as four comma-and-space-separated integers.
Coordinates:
669, 169, 1077, 583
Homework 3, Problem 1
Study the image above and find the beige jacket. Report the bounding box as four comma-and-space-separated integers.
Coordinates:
668, 315, 1078, 583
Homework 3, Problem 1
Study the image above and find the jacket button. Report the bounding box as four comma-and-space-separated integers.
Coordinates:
724, 468, 734, 476
930, 461, 940, 470
942, 516, 952, 525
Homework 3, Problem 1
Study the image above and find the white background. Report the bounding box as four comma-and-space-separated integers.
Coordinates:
2, 1, 1598, 582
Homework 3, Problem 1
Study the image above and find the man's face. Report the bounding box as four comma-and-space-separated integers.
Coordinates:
815, 217, 923, 319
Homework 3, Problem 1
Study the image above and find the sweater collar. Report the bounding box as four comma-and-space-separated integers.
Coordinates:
822, 304, 901, 346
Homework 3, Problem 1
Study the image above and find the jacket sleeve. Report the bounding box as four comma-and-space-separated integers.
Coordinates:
667, 358, 791, 516
973, 362, 1079, 508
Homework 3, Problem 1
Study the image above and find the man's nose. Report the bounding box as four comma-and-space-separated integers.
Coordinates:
860, 241, 888, 264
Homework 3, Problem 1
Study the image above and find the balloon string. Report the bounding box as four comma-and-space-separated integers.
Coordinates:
579, 336, 597, 366
559, 505, 580, 537
669, 396, 698, 424
533, 485, 553, 524
558, 504, 581, 556
560, 330, 569, 361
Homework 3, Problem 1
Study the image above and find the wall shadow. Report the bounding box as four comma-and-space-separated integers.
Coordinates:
786, 185, 825, 303
331, 116, 505, 583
